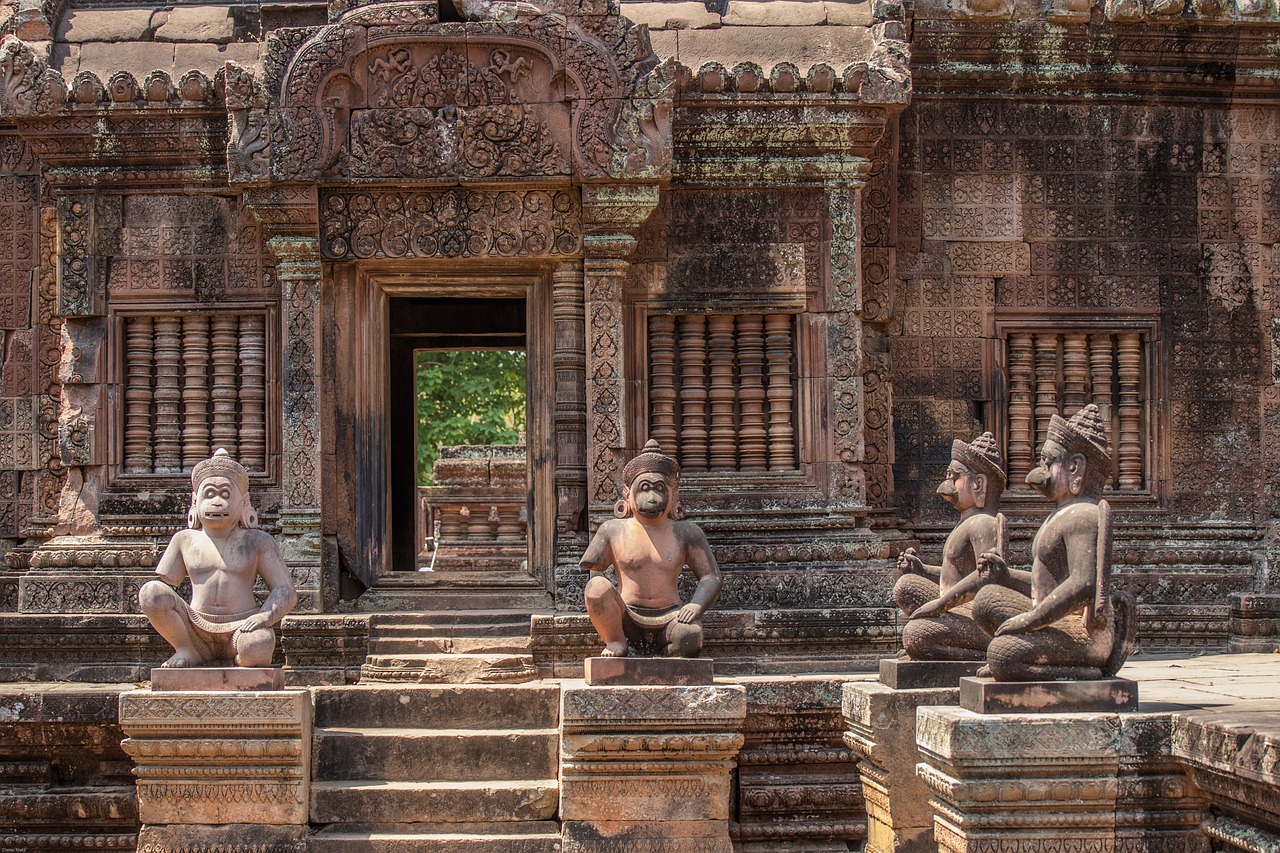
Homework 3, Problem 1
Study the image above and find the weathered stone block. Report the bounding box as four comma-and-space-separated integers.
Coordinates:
149, 666, 285, 692
844, 680, 959, 853
584, 655, 714, 685
136, 824, 307, 853
561, 684, 746, 853
879, 658, 981, 689
119, 688, 311, 826
959, 676, 1139, 714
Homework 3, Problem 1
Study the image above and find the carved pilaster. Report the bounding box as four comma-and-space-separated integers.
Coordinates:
581, 184, 660, 519
553, 261, 588, 541
55, 194, 104, 319
826, 181, 869, 508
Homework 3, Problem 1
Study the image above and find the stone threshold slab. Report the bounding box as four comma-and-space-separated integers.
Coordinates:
960, 676, 1139, 714
150, 666, 285, 691
584, 656, 714, 686
880, 658, 983, 689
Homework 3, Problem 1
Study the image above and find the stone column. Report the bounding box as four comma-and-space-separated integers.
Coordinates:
560, 683, 746, 852
119, 688, 311, 851
914, 706, 1209, 852
580, 184, 660, 523
552, 259, 588, 548
843, 680, 960, 853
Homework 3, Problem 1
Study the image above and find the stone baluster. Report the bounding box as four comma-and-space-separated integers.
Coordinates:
764, 313, 796, 471
1033, 333, 1059, 454
1117, 331, 1143, 490
210, 314, 239, 461
1089, 332, 1114, 423
238, 313, 267, 472
708, 314, 738, 471
552, 261, 587, 538
648, 314, 678, 454
439, 505, 467, 543
497, 503, 522, 541
1062, 332, 1088, 416
123, 316, 154, 474
180, 314, 210, 471
1006, 332, 1035, 487
736, 313, 767, 472
151, 316, 183, 474
677, 314, 709, 471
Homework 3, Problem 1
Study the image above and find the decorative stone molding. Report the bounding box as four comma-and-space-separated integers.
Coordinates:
560, 683, 746, 852
119, 688, 311, 826
844, 681, 960, 853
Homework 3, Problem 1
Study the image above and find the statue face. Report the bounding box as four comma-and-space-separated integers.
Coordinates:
1026, 439, 1082, 502
194, 475, 246, 530
937, 461, 983, 511
629, 472, 672, 519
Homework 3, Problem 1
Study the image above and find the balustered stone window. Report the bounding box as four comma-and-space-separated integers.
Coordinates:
119, 310, 272, 477
646, 312, 798, 473
994, 323, 1155, 494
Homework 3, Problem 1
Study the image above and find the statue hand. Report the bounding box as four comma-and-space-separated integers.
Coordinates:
994, 612, 1034, 637
977, 550, 1008, 582
677, 603, 703, 624
910, 597, 945, 620
896, 548, 923, 576
238, 612, 272, 634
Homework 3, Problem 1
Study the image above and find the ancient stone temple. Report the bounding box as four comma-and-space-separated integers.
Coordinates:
2, 0, 1280, 847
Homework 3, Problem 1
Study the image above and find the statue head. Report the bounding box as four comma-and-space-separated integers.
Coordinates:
939, 431, 1006, 512
188, 448, 258, 530
1027, 404, 1113, 501
616, 439, 683, 521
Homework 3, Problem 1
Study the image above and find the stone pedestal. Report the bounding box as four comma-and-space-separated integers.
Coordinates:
584, 656, 714, 685
150, 666, 285, 691
843, 679, 960, 853
560, 683, 746, 852
960, 676, 1138, 714
914, 705, 1208, 852
879, 659, 982, 690
119, 688, 311, 851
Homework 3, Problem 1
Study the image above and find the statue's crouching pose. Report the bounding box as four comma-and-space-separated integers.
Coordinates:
894, 432, 1008, 662
973, 404, 1137, 681
582, 440, 722, 658
139, 449, 297, 668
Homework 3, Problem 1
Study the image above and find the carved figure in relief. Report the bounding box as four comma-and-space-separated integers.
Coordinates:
973, 404, 1137, 681
581, 440, 721, 658
894, 432, 1008, 661
139, 449, 296, 668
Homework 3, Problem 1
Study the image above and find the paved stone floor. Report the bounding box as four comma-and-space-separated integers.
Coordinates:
1116, 651, 1280, 712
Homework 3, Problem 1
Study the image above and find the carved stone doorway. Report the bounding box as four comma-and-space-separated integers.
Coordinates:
331, 263, 555, 611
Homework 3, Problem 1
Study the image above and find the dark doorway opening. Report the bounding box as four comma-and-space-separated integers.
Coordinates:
388, 297, 528, 569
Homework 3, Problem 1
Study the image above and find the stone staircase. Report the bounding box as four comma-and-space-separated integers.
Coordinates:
308, 682, 562, 851
359, 611, 545, 683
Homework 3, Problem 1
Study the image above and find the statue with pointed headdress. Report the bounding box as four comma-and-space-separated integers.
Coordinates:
581, 439, 722, 658
139, 449, 297, 668
894, 431, 1009, 661
973, 404, 1137, 681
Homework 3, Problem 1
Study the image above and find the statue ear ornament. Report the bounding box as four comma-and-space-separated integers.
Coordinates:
614, 499, 629, 518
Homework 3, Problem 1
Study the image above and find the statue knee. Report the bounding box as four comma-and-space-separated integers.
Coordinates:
234, 628, 275, 667
584, 575, 616, 606
138, 580, 178, 615
901, 619, 933, 658
667, 621, 703, 658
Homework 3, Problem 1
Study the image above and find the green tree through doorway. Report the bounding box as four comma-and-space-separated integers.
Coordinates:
416, 350, 527, 485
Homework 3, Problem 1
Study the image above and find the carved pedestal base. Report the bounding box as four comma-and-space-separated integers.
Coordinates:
879, 659, 982, 689
119, 689, 311, 833
959, 676, 1138, 714
916, 706, 1209, 853
584, 656, 714, 685
150, 666, 284, 691
560, 684, 746, 853
844, 680, 960, 853
137, 824, 308, 853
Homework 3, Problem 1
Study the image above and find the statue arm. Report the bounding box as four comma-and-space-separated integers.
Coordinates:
897, 547, 943, 582
579, 523, 616, 573
995, 528, 1095, 636
976, 550, 1034, 597
154, 532, 189, 587
679, 524, 721, 623
244, 533, 297, 631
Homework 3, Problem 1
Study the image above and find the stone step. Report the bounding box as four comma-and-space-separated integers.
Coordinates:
308, 822, 561, 853
370, 610, 544, 638
368, 636, 532, 655
310, 780, 559, 825
360, 653, 538, 685
313, 684, 560, 730
313, 728, 558, 783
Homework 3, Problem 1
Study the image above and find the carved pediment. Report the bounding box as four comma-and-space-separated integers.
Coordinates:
239, 0, 673, 185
